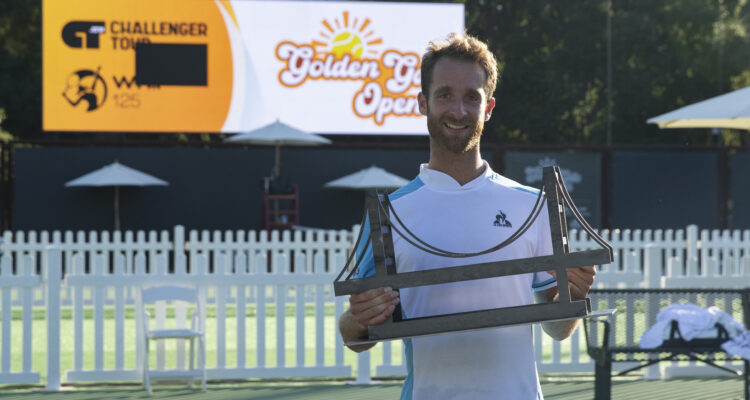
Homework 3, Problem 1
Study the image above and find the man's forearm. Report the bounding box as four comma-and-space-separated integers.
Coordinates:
536, 266, 596, 341
338, 309, 376, 353
541, 318, 580, 341
535, 288, 580, 341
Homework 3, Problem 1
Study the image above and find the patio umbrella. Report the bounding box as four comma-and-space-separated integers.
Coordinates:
647, 86, 750, 130
224, 119, 331, 177
65, 161, 168, 230
324, 165, 410, 190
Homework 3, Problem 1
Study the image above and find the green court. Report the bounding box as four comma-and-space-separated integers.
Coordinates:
0, 376, 745, 400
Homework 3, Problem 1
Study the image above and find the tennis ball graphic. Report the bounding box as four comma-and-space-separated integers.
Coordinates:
331, 32, 363, 59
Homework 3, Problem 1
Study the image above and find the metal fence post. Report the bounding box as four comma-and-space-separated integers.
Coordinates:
45, 247, 62, 391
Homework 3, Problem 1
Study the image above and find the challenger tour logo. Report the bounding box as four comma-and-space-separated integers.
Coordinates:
275, 11, 421, 125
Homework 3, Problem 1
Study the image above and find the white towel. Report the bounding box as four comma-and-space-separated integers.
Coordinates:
722, 331, 750, 360
713, 308, 746, 338
639, 303, 742, 349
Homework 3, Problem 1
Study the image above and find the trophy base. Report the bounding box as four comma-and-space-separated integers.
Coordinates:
345, 308, 616, 346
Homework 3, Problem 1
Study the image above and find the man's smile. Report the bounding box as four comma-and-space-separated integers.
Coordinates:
444, 121, 470, 132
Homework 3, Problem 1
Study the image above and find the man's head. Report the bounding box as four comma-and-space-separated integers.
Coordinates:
420, 33, 498, 101
418, 33, 498, 154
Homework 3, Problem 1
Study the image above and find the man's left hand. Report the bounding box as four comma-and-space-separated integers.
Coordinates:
547, 266, 596, 300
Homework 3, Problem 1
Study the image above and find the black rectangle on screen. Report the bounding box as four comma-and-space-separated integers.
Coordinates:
135, 42, 207, 86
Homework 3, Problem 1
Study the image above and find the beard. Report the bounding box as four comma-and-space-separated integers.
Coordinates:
426, 105, 484, 154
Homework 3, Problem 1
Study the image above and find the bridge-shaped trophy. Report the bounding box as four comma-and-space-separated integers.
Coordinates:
334, 166, 615, 345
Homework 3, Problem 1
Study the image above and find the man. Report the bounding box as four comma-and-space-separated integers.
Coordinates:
338, 32, 596, 400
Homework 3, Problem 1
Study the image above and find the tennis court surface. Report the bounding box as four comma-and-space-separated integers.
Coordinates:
0, 375, 745, 400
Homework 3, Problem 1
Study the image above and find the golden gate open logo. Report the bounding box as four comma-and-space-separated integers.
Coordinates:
275, 11, 421, 126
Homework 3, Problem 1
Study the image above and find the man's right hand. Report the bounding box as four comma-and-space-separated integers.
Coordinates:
349, 287, 400, 326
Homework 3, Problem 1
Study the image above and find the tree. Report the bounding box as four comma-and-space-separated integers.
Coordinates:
610, 0, 750, 145
0, 0, 42, 139
468, 0, 609, 145
463, 0, 750, 145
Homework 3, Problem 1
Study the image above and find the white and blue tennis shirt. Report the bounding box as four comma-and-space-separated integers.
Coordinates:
353, 161, 556, 400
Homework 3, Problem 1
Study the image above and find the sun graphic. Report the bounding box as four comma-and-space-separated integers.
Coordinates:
311, 11, 383, 59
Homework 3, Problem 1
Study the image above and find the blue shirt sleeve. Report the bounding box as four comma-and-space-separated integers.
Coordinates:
352, 214, 375, 279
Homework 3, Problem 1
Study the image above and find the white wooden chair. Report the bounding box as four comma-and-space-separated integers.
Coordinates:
138, 285, 206, 393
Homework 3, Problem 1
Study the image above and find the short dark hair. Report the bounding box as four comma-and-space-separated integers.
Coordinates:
420, 32, 498, 100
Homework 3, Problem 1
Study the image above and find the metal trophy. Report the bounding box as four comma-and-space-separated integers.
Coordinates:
334, 166, 615, 345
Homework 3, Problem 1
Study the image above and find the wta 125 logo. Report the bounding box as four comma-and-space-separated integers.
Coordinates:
275, 11, 421, 125
62, 67, 107, 111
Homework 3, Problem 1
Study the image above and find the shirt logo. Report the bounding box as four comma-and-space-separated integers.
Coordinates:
493, 210, 512, 228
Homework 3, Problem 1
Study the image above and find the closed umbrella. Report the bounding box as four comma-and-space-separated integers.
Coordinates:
325, 165, 409, 190
65, 161, 168, 230
647, 86, 750, 130
225, 119, 331, 177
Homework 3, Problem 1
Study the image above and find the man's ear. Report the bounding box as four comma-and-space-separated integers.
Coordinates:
484, 97, 496, 121
418, 92, 428, 115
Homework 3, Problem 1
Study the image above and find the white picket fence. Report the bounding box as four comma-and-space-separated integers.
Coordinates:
1, 225, 750, 389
